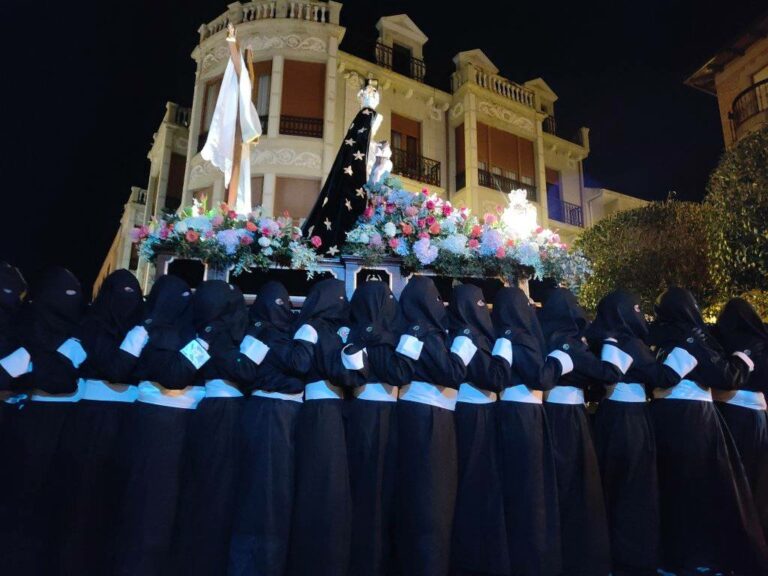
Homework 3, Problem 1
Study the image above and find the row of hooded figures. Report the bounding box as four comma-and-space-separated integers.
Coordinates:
0, 262, 766, 576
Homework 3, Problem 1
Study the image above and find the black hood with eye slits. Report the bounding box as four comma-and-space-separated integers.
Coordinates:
448, 283, 494, 352
491, 287, 546, 356
348, 281, 402, 347
143, 275, 194, 351
399, 276, 448, 338
296, 278, 349, 332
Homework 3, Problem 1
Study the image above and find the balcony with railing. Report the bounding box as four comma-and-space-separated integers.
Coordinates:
375, 43, 426, 83
391, 148, 440, 186
200, 1, 340, 42
477, 168, 536, 201
730, 79, 768, 141
279, 115, 323, 138
451, 64, 535, 109
548, 199, 584, 228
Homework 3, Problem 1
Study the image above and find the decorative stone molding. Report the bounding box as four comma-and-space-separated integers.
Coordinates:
451, 103, 464, 119
251, 148, 322, 169
189, 158, 218, 179
201, 45, 230, 72
245, 35, 326, 53
426, 97, 449, 121
478, 100, 535, 134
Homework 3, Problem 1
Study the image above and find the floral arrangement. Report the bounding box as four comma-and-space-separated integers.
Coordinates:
132, 201, 319, 277
343, 177, 591, 290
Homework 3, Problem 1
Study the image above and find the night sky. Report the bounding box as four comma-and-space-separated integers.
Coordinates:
2, 0, 765, 293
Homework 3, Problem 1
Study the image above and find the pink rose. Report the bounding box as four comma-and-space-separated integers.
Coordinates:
401, 223, 414, 236
240, 235, 254, 246
442, 204, 453, 217
426, 215, 436, 226
426, 200, 436, 211
421, 188, 429, 196
418, 232, 430, 240
468, 239, 480, 250
535, 226, 544, 234
363, 206, 374, 220
211, 215, 224, 227
484, 213, 497, 225
261, 227, 272, 237
496, 246, 506, 259
228, 210, 237, 220
385, 203, 395, 215
388, 238, 400, 250
429, 222, 441, 235
246, 221, 257, 232
405, 206, 419, 217
185, 230, 200, 243
310, 235, 322, 249
417, 218, 426, 229
470, 225, 482, 238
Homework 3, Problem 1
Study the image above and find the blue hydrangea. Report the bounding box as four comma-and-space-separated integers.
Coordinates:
479, 229, 504, 256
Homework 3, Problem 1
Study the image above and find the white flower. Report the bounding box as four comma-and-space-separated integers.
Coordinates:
383, 222, 397, 238
359, 233, 370, 244
440, 234, 469, 255
258, 236, 271, 248
175, 216, 212, 235
413, 238, 438, 265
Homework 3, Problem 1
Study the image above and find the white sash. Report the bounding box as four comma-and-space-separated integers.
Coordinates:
605, 382, 647, 403
500, 384, 543, 404
545, 385, 584, 405
399, 381, 458, 411
30, 382, 83, 403
354, 383, 398, 402
456, 382, 497, 404
204, 379, 243, 398
653, 379, 712, 402
304, 380, 343, 401
81, 379, 138, 403
713, 389, 767, 411
137, 381, 206, 410
251, 389, 304, 403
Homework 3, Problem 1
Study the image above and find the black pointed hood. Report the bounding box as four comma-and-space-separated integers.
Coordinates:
399, 276, 448, 338
348, 281, 402, 347
296, 278, 349, 331
539, 287, 589, 347
714, 298, 768, 354
193, 280, 247, 350
492, 286, 546, 355
143, 275, 194, 351
82, 269, 143, 340
448, 283, 494, 352
587, 290, 649, 344
249, 281, 294, 340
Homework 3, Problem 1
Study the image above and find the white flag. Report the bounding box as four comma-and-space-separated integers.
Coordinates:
201, 52, 262, 214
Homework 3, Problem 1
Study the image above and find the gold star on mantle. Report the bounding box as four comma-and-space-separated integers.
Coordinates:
345, 199, 352, 211
327, 245, 339, 256
322, 197, 328, 206
353, 151, 365, 161
344, 138, 355, 146
357, 127, 367, 133
343, 165, 354, 176
362, 109, 372, 115
324, 218, 332, 230
355, 187, 365, 198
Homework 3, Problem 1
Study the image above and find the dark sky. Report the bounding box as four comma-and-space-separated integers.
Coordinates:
2, 0, 765, 292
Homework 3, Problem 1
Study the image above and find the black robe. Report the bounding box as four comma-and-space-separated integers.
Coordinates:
540, 288, 620, 576
301, 106, 375, 256
492, 287, 563, 576
651, 287, 768, 575
2, 267, 84, 576
173, 282, 253, 576
346, 282, 413, 576
228, 281, 311, 576
714, 298, 768, 539
395, 276, 467, 576
448, 284, 511, 576
288, 279, 366, 576
0, 262, 26, 424
114, 275, 201, 576
57, 269, 144, 576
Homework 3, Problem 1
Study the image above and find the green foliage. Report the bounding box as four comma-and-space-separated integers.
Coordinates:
705, 126, 768, 294
576, 200, 716, 313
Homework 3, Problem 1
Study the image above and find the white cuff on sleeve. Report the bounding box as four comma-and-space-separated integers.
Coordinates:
294, 324, 318, 344
733, 351, 755, 373
341, 345, 366, 371
119, 325, 149, 358
601, 343, 634, 374
396, 334, 423, 361
451, 335, 478, 367
663, 347, 698, 378
548, 349, 574, 375
240, 335, 270, 366
0, 347, 31, 378
492, 338, 513, 366
57, 338, 87, 369
180, 339, 211, 370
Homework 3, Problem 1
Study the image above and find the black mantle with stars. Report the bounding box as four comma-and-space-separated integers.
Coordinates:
301, 106, 376, 257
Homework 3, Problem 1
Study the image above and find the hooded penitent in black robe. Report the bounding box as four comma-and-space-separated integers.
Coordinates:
394, 276, 468, 576
540, 288, 626, 576
651, 287, 768, 575
587, 290, 682, 576
3, 266, 84, 576
114, 275, 204, 576
173, 281, 254, 576
57, 269, 144, 576
714, 298, 768, 540
0, 262, 27, 426
491, 287, 564, 576
228, 281, 310, 576
345, 281, 413, 576
288, 278, 367, 576
300, 106, 375, 257
448, 284, 510, 576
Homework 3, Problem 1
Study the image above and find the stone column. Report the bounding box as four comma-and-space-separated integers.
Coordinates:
322, 36, 339, 176
464, 91, 479, 212
268, 55, 284, 138
262, 173, 277, 217
183, 40, 205, 207
533, 116, 549, 226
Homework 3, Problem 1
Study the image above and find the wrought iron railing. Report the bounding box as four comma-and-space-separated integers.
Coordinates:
543, 116, 556, 135
549, 199, 584, 227
478, 168, 536, 201
730, 79, 768, 136
391, 148, 441, 186
279, 115, 323, 138
375, 43, 426, 82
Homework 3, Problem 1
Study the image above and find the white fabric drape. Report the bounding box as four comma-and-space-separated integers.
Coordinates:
201, 52, 262, 214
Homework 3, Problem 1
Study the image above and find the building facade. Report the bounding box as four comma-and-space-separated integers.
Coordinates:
686, 11, 768, 147
97, 1, 645, 293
